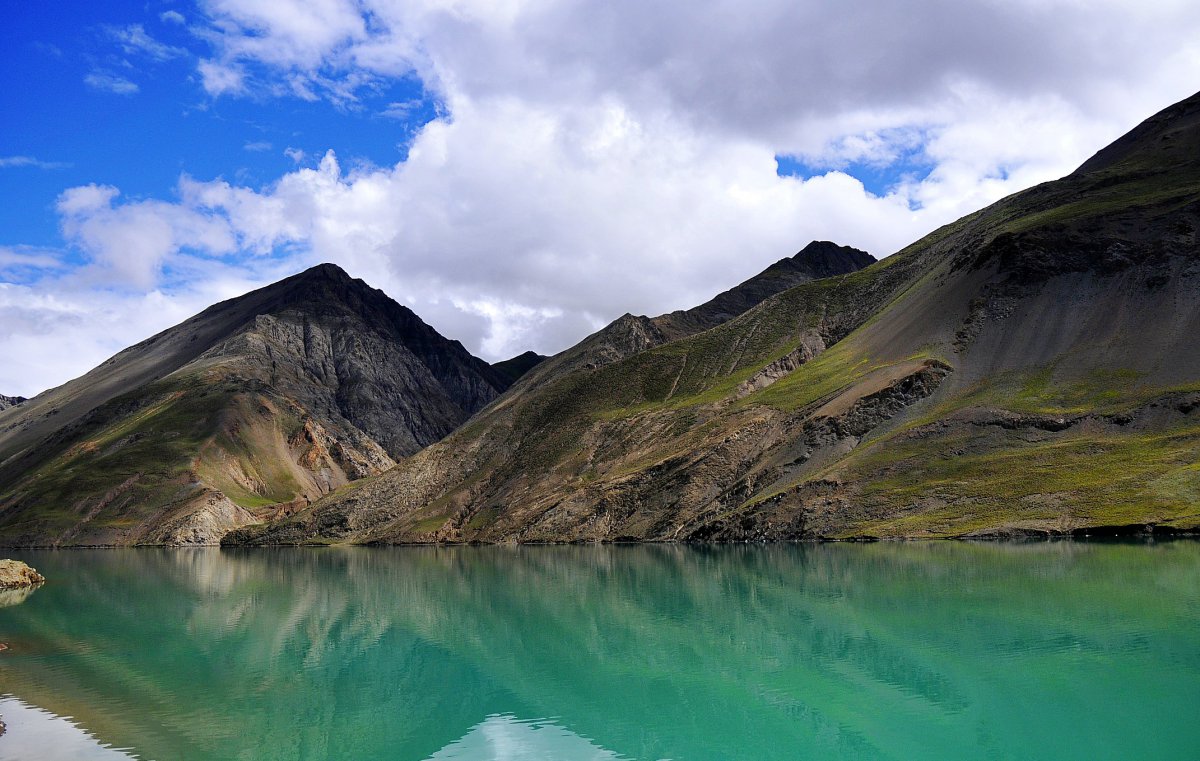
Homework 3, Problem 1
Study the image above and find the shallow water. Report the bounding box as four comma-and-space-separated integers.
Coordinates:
0, 542, 1197, 760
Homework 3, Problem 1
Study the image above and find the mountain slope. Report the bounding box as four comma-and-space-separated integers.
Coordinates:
231, 89, 1200, 546
0, 264, 512, 546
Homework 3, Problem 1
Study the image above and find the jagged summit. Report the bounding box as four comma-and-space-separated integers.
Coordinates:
507, 240, 876, 394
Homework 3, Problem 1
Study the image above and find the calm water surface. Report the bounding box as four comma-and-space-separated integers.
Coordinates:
0, 542, 1197, 760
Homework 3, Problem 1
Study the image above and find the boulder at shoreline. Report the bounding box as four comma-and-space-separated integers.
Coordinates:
0, 559, 44, 588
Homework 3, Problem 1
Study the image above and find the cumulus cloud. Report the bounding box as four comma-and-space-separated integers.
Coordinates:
197, 59, 246, 95
7, 0, 1200, 395
23, 91, 1126, 363
56, 184, 238, 289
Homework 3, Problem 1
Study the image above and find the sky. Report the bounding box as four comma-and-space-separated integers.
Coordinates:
2, 1, 1200, 397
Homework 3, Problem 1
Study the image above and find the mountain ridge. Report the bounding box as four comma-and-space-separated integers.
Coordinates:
508, 240, 874, 396
228, 88, 1200, 546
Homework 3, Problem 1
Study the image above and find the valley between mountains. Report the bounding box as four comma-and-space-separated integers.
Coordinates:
4, 91, 1200, 547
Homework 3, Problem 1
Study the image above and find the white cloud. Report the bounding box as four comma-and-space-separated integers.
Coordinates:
243, 141, 273, 152
198, 59, 245, 95
0, 155, 70, 170
8, 0, 1200, 395
84, 71, 139, 95
107, 23, 187, 61
56, 185, 238, 289
381, 100, 423, 120
27, 96, 1025, 363
161, 10, 186, 25
0, 246, 65, 281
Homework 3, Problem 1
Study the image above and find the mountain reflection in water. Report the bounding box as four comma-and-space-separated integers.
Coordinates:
0, 542, 1197, 760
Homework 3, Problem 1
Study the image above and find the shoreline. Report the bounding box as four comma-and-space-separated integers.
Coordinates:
1, 527, 1196, 550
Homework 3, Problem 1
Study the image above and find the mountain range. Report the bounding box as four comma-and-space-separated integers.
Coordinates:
4, 91, 1200, 546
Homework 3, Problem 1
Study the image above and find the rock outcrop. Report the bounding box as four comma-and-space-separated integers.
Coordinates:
0, 559, 44, 588
0, 395, 24, 412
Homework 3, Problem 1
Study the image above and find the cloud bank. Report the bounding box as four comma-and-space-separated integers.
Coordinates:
4, 0, 1200, 396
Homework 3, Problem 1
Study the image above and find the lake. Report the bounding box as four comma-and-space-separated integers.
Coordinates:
0, 542, 1197, 760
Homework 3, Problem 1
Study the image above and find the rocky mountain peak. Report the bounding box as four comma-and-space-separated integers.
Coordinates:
788, 241, 876, 277
300, 262, 353, 282
657, 240, 875, 336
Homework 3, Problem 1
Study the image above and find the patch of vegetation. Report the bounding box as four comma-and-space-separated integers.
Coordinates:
412, 514, 450, 534
840, 419, 1200, 537
749, 341, 873, 411
922, 365, 1158, 419
0, 375, 320, 542
1001, 176, 1200, 235
195, 394, 304, 509
0, 379, 233, 539
466, 505, 502, 530
576, 262, 912, 421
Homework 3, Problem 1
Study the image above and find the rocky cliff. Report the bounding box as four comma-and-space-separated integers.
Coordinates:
0, 396, 24, 412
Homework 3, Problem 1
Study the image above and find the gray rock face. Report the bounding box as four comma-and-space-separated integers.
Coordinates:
194, 265, 511, 457
0, 395, 25, 412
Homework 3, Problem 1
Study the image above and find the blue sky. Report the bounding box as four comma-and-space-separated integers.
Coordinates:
3, 0, 1200, 397
1, 1, 436, 254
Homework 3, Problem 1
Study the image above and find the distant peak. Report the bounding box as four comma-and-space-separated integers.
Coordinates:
509, 350, 546, 361
298, 262, 353, 282
787, 241, 875, 277
794, 240, 872, 260
491, 350, 549, 385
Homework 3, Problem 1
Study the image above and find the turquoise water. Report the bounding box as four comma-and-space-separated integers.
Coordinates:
0, 542, 1197, 760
